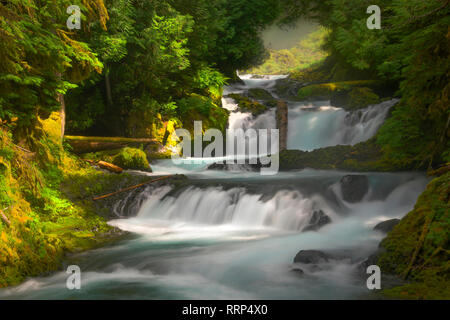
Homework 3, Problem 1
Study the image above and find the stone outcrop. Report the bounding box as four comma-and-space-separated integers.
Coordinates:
373, 219, 400, 234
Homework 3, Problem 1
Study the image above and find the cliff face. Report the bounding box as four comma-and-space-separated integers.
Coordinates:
377, 172, 450, 299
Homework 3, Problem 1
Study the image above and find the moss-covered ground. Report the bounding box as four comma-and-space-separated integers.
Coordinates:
0, 113, 151, 287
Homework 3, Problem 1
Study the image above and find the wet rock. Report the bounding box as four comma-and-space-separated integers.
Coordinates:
303, 210, 331, 232
358, 248, 386, 273
340, 175, 369, 203
207, 163, 259, 171
250, 74, 266, 79
207, 161, 272, 171
373, 219, 400, 234
273, 78, 304, 100
226, 93, 269, 116
247, 88, 274, 101
293, 250, 331, 264
291, 267, 304, 274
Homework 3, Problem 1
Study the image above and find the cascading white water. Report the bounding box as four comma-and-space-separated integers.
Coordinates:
222, 93, 278, 159
287, 100, 397, 151
223, 74, 396, 152
108, 171, 428, 234
109, 185, 336, 233
224, 74, 288, 95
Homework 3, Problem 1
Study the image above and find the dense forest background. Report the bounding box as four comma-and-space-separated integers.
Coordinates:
1, 0, 448, 167
0, 0, 449, 298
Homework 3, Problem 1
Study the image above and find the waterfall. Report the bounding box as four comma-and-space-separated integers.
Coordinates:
287, 100, 397, 151
110, 185, 334, 233
222, 74, 396, 152
108, 171, 428, 237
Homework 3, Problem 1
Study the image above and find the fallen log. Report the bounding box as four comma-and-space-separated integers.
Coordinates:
83, 159, 124, 174
0, 208, 11, 227
64, 136, 158, 154
97, 161, 124, 174
93, 175, 172, 201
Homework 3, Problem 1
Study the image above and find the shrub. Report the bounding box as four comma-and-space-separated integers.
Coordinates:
112, 147, 151, 171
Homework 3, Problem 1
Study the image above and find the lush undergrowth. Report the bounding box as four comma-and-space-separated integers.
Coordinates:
0, 114, 142, 287
378, 172, 450, 299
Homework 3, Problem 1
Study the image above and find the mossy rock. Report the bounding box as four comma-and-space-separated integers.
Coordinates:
247, 88, 274, 101
290, 64, 330, 83
348, 87, 380, 108
333, 87, 380, 110
273, 78, 304, 101
227, 93, 269, 116
112, 147, 152, 172
279, 138, 400, 172
297, 81, 383, 109
297, 83, 336, 100
146, 147, 173, 161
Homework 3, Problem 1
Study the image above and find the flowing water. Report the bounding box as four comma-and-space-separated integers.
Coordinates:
0, 75, 428, 300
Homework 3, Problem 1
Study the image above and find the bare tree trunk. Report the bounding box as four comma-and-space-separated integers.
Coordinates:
59, 92, 66, 139
105, 67, 113, 107
56, 72, 66, 139
276, 100, 288, 152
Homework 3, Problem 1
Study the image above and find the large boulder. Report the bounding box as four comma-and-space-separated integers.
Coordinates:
340, 175, 369, 203
293, 250, 331, 264
247, 88, 274, 101
373, 219, 400, 234
273, 78, 304, 100
112, 147, 152, 172
226, 93, 269, 116
303, 210, 331, 232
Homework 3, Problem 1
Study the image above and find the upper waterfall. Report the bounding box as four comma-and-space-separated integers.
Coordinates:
222, 75, 396, 152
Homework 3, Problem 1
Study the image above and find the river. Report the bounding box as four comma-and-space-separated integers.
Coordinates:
0, 75, 428, 300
